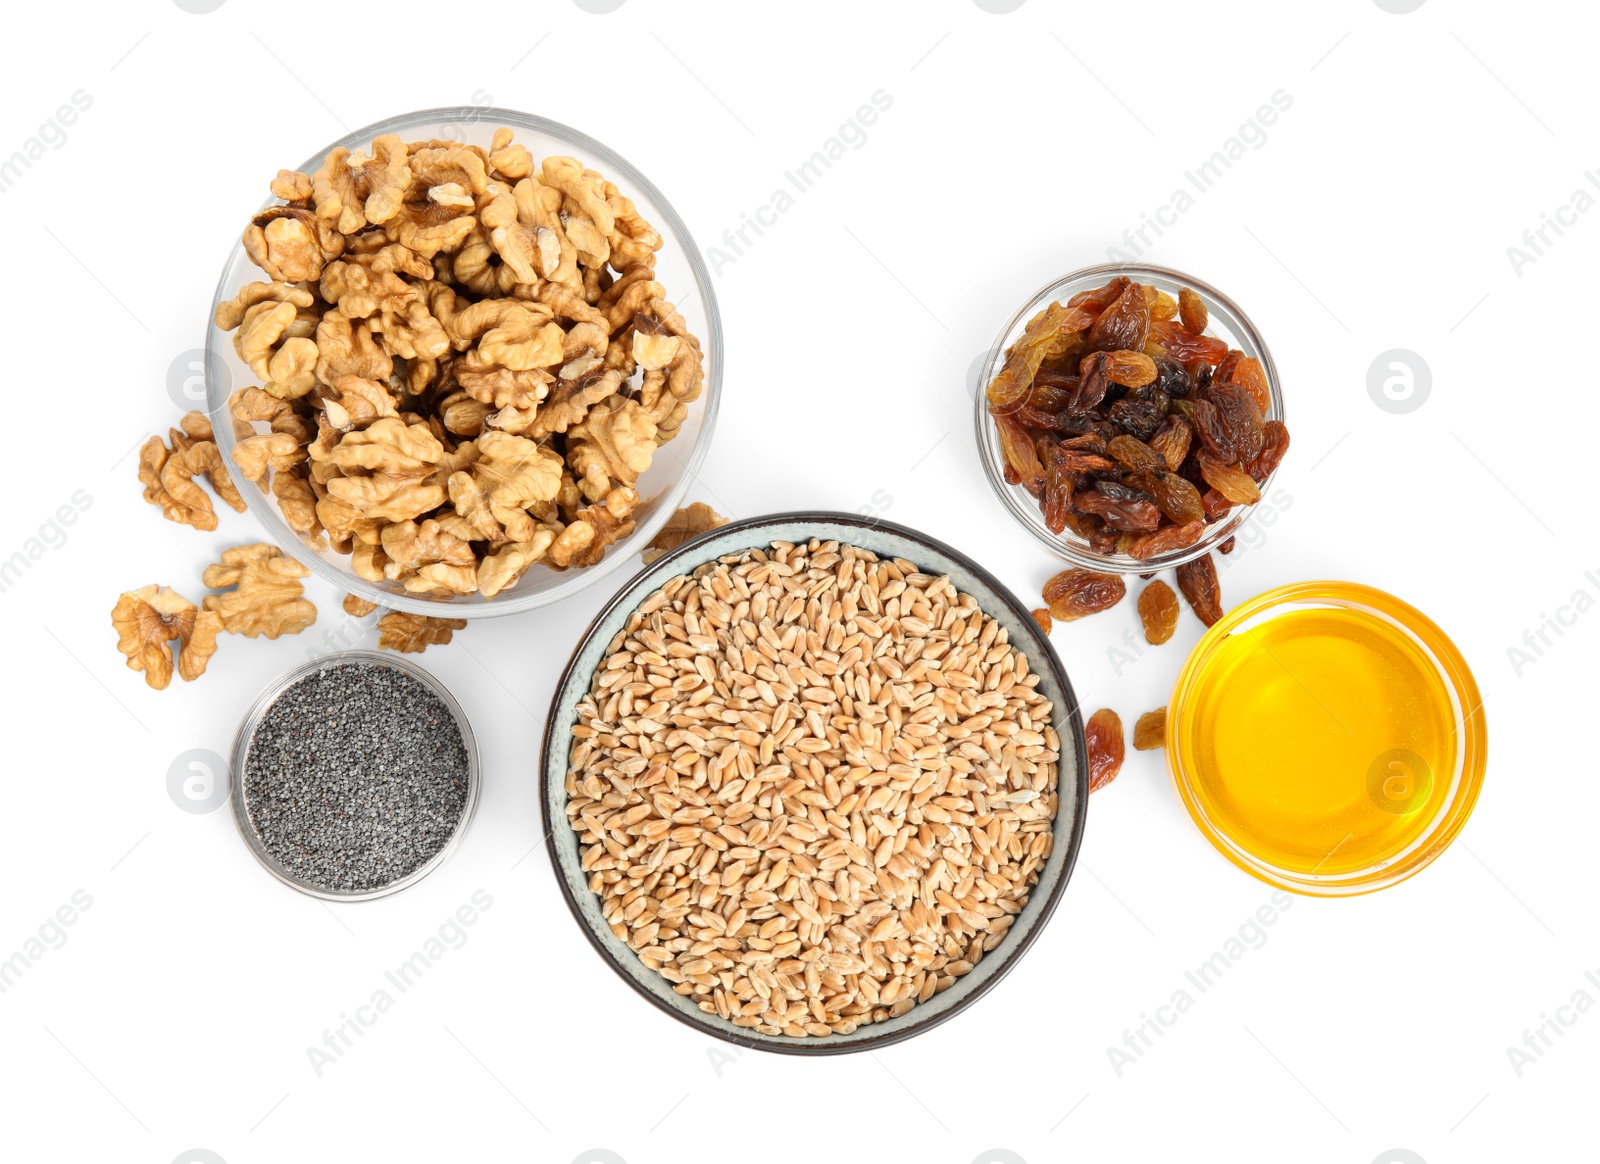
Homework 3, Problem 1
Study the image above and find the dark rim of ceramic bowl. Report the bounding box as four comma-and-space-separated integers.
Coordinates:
539, 510, 1089, 1056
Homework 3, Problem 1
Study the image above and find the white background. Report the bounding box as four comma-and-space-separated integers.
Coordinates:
2, 1, 1595, 1162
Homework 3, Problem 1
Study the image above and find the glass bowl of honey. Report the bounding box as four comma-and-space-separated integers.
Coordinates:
1165, 581, 1487, 896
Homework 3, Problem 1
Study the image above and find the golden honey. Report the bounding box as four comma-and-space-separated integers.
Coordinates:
1167, 582, 1486, 895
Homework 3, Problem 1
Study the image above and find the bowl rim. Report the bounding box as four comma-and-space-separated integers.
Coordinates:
974, 261, 1285, 574
229, 648, 482, 901
204, 104, 724, 618
538, 510, 1090, 1055
1165, 580, 1488, 897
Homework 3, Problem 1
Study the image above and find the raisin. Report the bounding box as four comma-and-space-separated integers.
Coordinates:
1232, 356, 1271, 413
1150, 290, 1179, 321
1217, 536, 1236, 555
1031, 607, 1053, 635
1133, 708, 1167, 751
1149, 414, 1192, 471
1201, 488, 1233, 520
1137, 580, 1179, 645
1011, 404, 1082, 433
1176, 553, 1223, 627
1213, 349, 1243, 386
1140, 469, 1205, 525
995, 413, 1046, 495
1108, 384, 1170, 441
1187, 397, 1237, 463
1077, 483, 1161, 532
1197, 451, 1262, 506
1204, 382, 1265, 462
1026, 378, 1077, 412
1086, 282, 1151, 354
1153, 355, 1193, 398
1070, 351, 1113, 414
1042, 568, 1126, 621
1127, 519, 1205, 561
1105, 350, 1158, 387
1250, 419, 1290, 482
1150, 318, 1229, 364
1085, 708, 1126, 792
1041, 445, 1074, 534
1067, 275, 1131, 312
1178, 288, 1208, 334
1107, 434, 1164, 473
987, 302, 1094, 408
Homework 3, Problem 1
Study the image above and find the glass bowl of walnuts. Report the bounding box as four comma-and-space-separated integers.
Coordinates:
974, 263, 1286, 573
204, 106, 721, 617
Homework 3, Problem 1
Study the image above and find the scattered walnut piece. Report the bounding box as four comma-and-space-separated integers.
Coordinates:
201, 543, 318, 639
343, 594, 378, 618
639, 502, 727, 565
137, 413, 247, 530
111, 585, 222, 690
377, 610, 466, 653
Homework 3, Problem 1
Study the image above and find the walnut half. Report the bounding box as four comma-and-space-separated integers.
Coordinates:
111, 585, 222, 690
202, 544, 318, 639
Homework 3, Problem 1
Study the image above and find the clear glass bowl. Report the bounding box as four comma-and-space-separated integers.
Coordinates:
204, 106, 722, 618
974, 263, 1284, 573
1166, 582, 1487, 896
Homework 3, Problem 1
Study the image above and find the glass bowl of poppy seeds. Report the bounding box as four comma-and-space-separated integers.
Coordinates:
230, 652, 480, 900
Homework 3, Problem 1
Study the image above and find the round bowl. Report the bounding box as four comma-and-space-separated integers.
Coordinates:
540, 511, 1089, 1054
1166, 582, 1487, 896
975, 263, 1284, 573
230, 650, 481, 901
204, 106, 722, 618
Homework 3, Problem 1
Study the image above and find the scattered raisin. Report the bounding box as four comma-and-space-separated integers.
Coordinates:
1137, 580, 1180, 645
1085, 708, 1126, 792
1133, 708, 1167, 751
1042, 568, 1126, 621
1030, 607, 1053, 634
1176, 553, 1223, 627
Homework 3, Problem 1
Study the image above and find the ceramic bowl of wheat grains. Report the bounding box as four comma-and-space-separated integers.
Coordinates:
541, 511, 1088, 1053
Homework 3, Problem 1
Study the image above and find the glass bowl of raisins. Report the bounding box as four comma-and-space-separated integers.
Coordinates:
975, 264, 1287, 573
